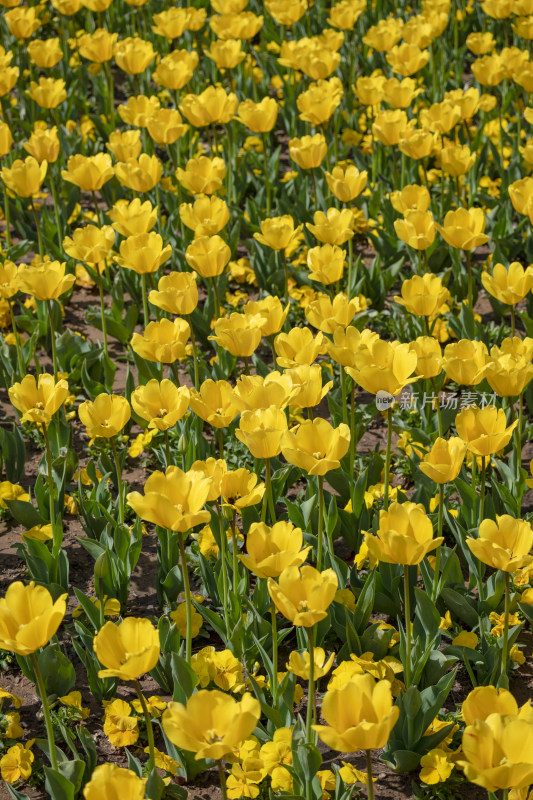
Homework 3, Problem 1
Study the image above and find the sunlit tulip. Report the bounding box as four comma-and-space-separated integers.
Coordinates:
419, 437, 467, 484
306, 208, 354, 245
115, 232, 171, 275
180, 86, 238, 127
394, 210, 435, 250
221, 468, 265, 511
162, 690, 261, 759
268, 565, 338, 627
23, 125, 59, 163
481, 262, 533, 306
1, 156, 47, 197
305, 293, 361, 333
435, 208, 489, 250
78, 394, 131, 439
253, 215, 303, 251
78, 28, 118, 62
313, 674, 399, 750
17, 260, 75, 300
27, 39, 62, 69
189, 380, 239, 428
455, 405, 518, 457
365, 501, 443, 565
63, 225, 115, 264
131, 380, 189, 431
176, 155, 226, 195
285, 364, 333, 409
0, 582, 66, 656
467, 515, 533, 572
117, 95, 160, 127
457, 713, 533, 791
113, 37, 155, 74
127, 466, 212, 532
243, 296, 289, 337
130, 318, 190, 363
238, 97, 278, 132
82, 764, 147, 800
442, 339, 488, 385
410, 336, 443, 379
281, 418, 350, 476
346, 338, 417, 396
236, 406, 288, 459
108, 198, 157, 236
107, 130, 142, 162
185, 234, 231, 278
307, 244, 346, 285
115, 154, 162, 192
275, 327, 326, 368
394, 274, 448, 316
240, 521, 310, 578
93, 617, 160, 680
62, 153, 114, 192
208, 313, 264, 357
27, 77, 66, 108
148, 272, 198, 316
147, 108, 188, 145
179, 196, 229, 237
325, 164, 367, 202
289, 133, 328, 170
232, 373, 295, 411
462, 686, 530, 726
9, 373, 69, 427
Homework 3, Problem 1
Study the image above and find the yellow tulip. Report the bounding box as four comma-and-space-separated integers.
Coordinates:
17, 260, 75, 301
185, 234, 231, 278
313, 674, 399, 751
455, 405, 518, 457
221, 468, 265, 512
462, 686, 530, 725
240, 521, 310, 578
0, 582, 66, 656
466, 515, 533, 572
108, 198, 157, 237
78, 393, 131, 439
281, 418, 350, 476
325, 164, 367, 202
93, 617, 160, 680
189, 379, 239, 428
9, 373, 69, 427
148, 272, 198, 316
82, 763, 147, 800
232, 373, 296, 411
131, 380, 189, 431
162, 690, 260, 760
179, 196, 229, 237
267, 565, 338, 627
235, 406, 288, 459
364, 501, 443, 565
394, 274, 448, 316
481, 262, 533, 306
442, 339, 488, 386
275, 327, 326, 368
253, 215, 303, 252
287, 647, 334, 680
305, 292, 362, 333
130, 318, 190, 363
127, 466, 212, 532
419, 437, 467, 483
61, 153, 114, 192
435, 208, 489, 250
346, 337, 418, 397
1, 156, 47, 197
115, 232, 172, 275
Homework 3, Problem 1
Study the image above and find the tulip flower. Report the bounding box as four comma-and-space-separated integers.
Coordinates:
108, 198, 157, 236
128, 467, 212, 661
179, 195, 229, 237
82, 763, 147, 800
482, 262, 533, 335
442, 339, 488, 386
240, 521, 310, 579
394, 274, 449, 316
275, 327, 326, 368
0, 582, 67, 771
208, 312, 265, 361
313, 674, 399, 800
130, 318, 191, 371
305, 292, 362, 333
461, 686, 528, 726
365, 502, 443, 686
162, 690, 261, 763
79, 393, 131, 521
419, 436, 467, 599
457, 713, 533, 792
435, 208, 488, 309
287, 647, 334, 680
176, 155, 226, 195
468, 515, 533, 683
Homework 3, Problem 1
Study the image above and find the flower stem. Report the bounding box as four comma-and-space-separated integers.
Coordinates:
178, 531, 193, 663
141, 273, 150, 327
217, 427, 224, 459
316, 474, 325, 571
270, 602, 278, 707
218, 760, 228, 800
431, 483, 444, 603
501, 571, 510, 684
349, 379, 356, 474
216, 501, 230, 638
9, 300, 24, 377
96, 264, 109, 359
305, 626, 315, 745
43, 427, 61, 566
30, 198, 44, 259
403, 566, 412, 688
187, 314, 200, 391
365, 750, 374, 800
30, 653, 58, 772
383, 406, 393, 511
45, 299, 59, 378
4, 189, 11, 249
479, 455, 486, 525
164, 429, 171, 467
133, 679, 155, 772
110, 436, 124, 524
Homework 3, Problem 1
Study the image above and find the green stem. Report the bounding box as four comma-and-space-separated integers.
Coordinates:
211, 276, 221, 320
218, 760, 228, 800
305, 626, 315, 745
479, 455, 486, 525
216, 501, 230, 638
432, 483, 444, 603
133, 679, 155, 772
262, 133, 271, 215
403, 566, 412, 688
48, 172, 63, 247
365, 751, 374, 800
510, 305, 516, 337
340, 365, 348, 425
431, 377, 443, 436
501, 572, 510, 684
281, 251, 289, 309
383, 406, 393, 511
9, 300, 24, 377
231, 510, 239, 595
30, 198, 44, 259
349, 379, 356, 475
217, 427, 224, 459
45, 299, 58, 379
316, 474, 325, 570
271, 603, 278, 707
4, 189, 11, 248
170, 361, 181, 386
141, 273, 150, 326
110, 437, 124, 524
188, 314, 200, 390
517, 393, 523, 498
178, 531, 193, 663
164, 429, 171, 467
43, 427, 60, 564
466, 251, 473, 312
347, 237, 353, 299
30, 653, 58, 772
96, 265, 109, 359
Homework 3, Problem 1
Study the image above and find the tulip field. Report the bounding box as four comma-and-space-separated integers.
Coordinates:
5, 0, 533, 798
